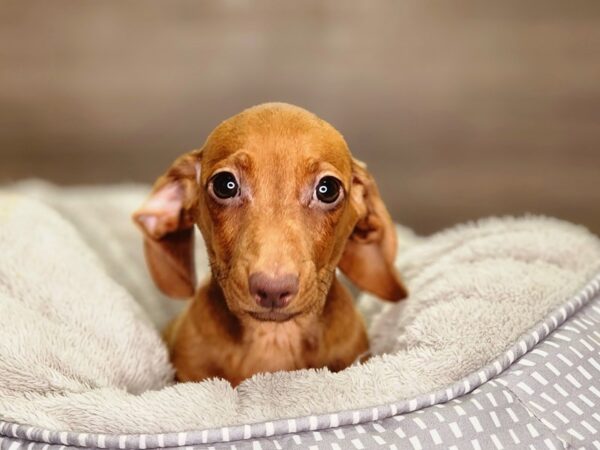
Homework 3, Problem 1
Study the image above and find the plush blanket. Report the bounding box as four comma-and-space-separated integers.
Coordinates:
1, 182, 599, 434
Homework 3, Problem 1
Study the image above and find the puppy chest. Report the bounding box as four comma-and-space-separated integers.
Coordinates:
239, 322, 320, 372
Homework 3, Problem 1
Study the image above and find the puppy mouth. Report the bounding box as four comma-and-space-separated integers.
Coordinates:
248, 311, 299, 322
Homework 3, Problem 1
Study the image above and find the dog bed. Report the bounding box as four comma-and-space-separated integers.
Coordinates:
1, 182, 600, 449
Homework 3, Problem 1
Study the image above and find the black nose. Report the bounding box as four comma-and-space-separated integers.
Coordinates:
249, 272, 299, 309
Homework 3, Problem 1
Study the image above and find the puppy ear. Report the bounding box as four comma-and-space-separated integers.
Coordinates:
132, 151, 202, 298
338, 159, 408, 301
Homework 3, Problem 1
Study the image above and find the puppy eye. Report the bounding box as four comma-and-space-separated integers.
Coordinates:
315, 176, 341, 204
211, 172, 239, 199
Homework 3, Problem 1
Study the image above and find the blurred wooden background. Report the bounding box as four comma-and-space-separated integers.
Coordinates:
1, 0, 599, 234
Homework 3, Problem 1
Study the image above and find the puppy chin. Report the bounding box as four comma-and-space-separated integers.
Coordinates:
248, 311, 299, 322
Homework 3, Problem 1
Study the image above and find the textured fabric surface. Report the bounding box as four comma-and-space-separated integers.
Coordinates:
1, 277, 599, 449
0, 182, 600, 435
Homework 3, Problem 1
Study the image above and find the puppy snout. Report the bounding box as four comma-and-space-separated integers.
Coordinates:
249, 272, 299, 309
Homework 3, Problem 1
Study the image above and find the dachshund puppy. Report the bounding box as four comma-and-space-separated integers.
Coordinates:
133, 103, 407, 386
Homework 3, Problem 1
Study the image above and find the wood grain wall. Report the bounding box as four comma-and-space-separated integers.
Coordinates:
1, 1, 599, 234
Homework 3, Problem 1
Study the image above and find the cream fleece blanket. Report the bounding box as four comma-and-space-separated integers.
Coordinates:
1, 182, 600, 434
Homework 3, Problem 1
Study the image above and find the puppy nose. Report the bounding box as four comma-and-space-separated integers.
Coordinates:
249, 272, 299, 309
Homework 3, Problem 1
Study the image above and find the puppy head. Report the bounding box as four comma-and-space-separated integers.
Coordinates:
134, 103, 407, 322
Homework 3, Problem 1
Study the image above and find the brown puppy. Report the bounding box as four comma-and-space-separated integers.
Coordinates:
133, 103, 407, 386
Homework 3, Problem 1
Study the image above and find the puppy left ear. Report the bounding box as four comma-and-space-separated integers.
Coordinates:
338, 159, 408, 301
132, 151, 202, 299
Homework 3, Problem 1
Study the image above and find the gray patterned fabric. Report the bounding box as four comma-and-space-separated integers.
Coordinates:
1, 274, 599, 449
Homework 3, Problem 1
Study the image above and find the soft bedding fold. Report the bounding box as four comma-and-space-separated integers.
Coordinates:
1, 184, 599, 434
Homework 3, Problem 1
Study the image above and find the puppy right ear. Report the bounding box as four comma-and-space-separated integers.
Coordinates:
132, 151, 202, 298
338, 158, 408, 301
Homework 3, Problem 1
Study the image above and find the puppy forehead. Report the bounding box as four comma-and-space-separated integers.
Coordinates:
202, 104, 352, 177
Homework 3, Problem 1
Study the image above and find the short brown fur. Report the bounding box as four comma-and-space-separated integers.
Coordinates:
133, 103, 407, 386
